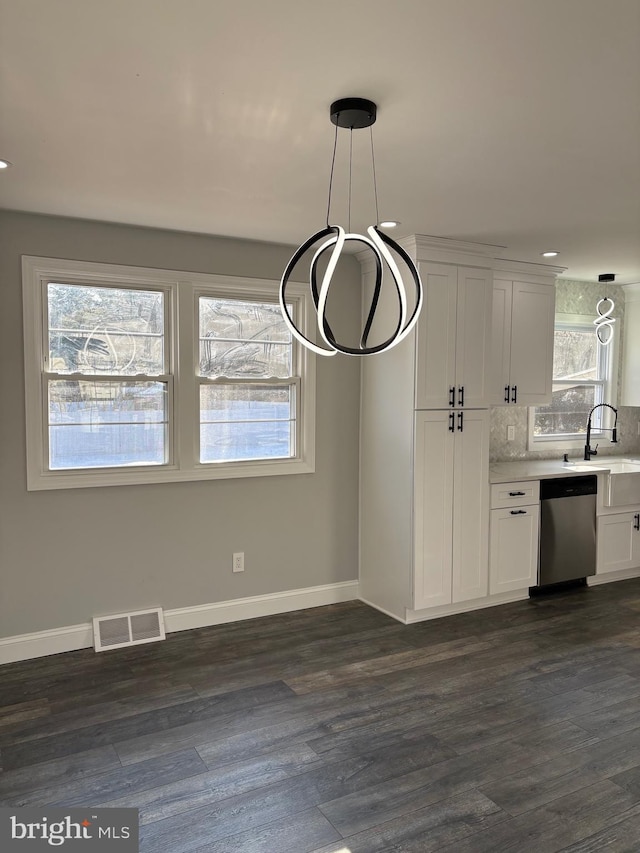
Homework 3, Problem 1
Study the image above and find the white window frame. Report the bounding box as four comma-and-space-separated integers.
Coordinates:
22, 256, 316, 490
528, 312, 617, 452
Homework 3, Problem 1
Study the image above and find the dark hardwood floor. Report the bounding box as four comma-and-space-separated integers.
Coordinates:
3, 579, 640, 852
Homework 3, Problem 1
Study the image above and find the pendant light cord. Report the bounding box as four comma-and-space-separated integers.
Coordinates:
325, 121, 339, 228
369, 125, 380, 226
348, 128, 353, 233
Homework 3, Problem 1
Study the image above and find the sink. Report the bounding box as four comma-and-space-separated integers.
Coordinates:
560, 458, 640, 506
607, 467, 640, 506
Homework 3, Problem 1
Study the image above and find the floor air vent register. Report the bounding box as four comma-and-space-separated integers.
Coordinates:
93, 607, 166, 652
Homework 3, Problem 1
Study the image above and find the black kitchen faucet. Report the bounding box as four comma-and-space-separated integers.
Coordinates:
584, 403, 618, 460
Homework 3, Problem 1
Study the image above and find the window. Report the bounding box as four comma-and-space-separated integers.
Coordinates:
529, 315, 615, 449
23, 257, 315, 489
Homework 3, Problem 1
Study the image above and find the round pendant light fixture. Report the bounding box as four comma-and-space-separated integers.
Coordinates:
279, 98, 423, 357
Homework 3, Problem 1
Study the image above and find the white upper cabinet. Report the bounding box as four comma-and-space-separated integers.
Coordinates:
621, 284, 640, 407
491, 277, 556, 406
415, 263, 493, 409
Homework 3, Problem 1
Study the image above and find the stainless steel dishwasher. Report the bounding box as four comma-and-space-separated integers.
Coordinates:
538, 475, 597, 585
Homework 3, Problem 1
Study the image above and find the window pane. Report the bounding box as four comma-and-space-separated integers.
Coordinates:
49, 380, 167, 469
200, 384, 295, 462
48, 284, 165, 375
534, 384, 599, 436
553, 328, 598, 381
199, 297, 292, 378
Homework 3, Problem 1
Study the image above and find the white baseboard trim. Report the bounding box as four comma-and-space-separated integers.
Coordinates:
163, 580, 360, 633
405, 589, 530, 624
588, 568, 640, 586
0, 623, 94, 666
0, 580, 360, 666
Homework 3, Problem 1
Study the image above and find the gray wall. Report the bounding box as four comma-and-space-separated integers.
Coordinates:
0, 210, 361, 638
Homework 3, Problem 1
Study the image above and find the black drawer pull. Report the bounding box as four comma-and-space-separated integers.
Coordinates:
448, 412, 455, 432
457, 411, 464, 432
504, 385, 510, 403
510, 510, 527, 515
458, 385, 465, 407
511, 385, 518, 404
509, 491, 526, 496
449, 386, 455, 407
635, 514, 640, 531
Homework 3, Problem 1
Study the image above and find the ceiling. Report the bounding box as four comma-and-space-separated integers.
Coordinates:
1, 0, 639, 282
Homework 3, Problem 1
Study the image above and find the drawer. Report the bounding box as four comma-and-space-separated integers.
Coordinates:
491, 480, 540, 509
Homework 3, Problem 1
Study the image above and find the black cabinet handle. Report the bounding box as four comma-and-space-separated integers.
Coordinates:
448, 412, 455, 432
634, 514, 640, 531
504, 385, 510, 403
510, 510, 527, 515
458, 386, 465, 407
457, 412, 464, 432
509, 491, 526, 496
511, 385, 518, 404
449, 386, 455, 407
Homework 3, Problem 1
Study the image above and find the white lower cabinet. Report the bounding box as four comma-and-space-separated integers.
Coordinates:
597, 510, 640, 574
489, 504, 540, 593
413, 409, 489, 610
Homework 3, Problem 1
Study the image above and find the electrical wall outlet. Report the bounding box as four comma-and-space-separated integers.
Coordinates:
507, 425, 515, 442
232, 552, 244, 573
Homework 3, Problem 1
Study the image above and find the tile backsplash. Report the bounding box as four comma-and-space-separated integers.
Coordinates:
490, 405, 640, 461
490, 278, 640, 462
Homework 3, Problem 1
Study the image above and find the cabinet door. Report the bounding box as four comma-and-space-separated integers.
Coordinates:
490, 504, 540, 593
415, 264, 458, 409
414, 411, 455, 609
455, 267, 493, 408
490, 279, 513, 405
509, 282, 555, 406
452, 409, 490, 602
596, 512, 640, 574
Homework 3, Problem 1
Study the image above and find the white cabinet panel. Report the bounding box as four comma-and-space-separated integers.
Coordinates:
490, 504, 540, 594
490, 480, 540, 509
414, 410, 489, 609
621, 284, 640, 406
415, 265, 458, 410
415, 264, 492, 410
490, 278, 513, 405
455, 268, 493, 409
597, 511, 640, 574
453, 410, 490, 601
413, 411, 455, 609
491, 279, 555, 407
510, 282, 555, 406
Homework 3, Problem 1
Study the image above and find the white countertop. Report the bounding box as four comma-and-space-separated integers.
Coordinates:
489, 457, 636, 484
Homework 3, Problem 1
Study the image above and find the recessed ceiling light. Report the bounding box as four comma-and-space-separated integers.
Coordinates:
379, 220, 400, 228
0, 159, 12, 169
541, 251, 559, 257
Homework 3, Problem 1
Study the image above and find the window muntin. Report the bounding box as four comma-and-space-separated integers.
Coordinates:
23, 257, 315, 489
532, 322, 611, 442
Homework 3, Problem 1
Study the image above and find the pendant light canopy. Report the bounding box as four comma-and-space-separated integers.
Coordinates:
595, 273, 616, 346
279, 98, 423, 357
